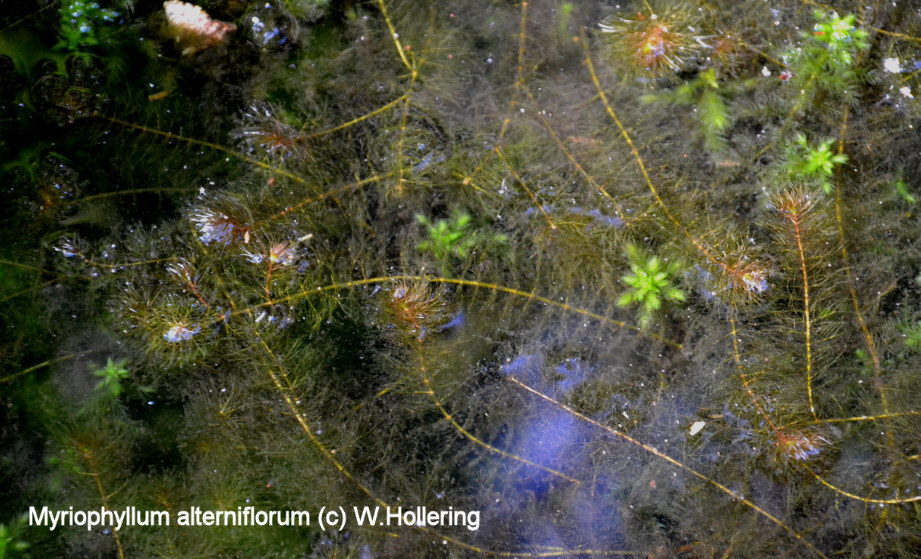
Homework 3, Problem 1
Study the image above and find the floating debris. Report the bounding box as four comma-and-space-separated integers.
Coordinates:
163, 0, 236, 55
163, 322, 200, 343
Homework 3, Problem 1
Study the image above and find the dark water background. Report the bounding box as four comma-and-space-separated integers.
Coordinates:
2, 0, 921, 557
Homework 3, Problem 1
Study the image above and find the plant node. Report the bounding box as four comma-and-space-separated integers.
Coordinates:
233, 104, 311, 164
380, 280, 444, 342
599, 5, 701, 76
773, 427, 829, 463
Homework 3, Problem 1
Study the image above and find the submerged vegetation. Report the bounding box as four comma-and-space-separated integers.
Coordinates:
617, 243, 685, 328
3, 0, 921, 557
784, 133, 848, 194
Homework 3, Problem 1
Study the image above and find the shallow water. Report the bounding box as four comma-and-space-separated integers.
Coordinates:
2, 0, 921, 557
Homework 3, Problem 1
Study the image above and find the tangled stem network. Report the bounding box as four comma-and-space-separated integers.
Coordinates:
3, 1, 921, 558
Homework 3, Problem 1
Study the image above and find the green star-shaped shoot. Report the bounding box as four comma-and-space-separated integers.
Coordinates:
617, 245, 686, 328
418, 211, 497, 277
789, 134, 848, 194
417, 212, 476, 260
811, 10, 868, 67
92, 357, 130, 398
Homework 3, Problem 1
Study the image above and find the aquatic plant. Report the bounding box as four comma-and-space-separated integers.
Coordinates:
617, 244, 685, 328
233, 104, 310, 164
806, 10, 868, 71
773, 427, 829, 463
642, 68, 730, 150
3, 1, 921, 557
598, 4, 700, 76
416, 211, 505, 276
417, 212, 475, 259
784, 134, 848, 194
0, 517, 29, 559
901, 321, 921, 349
785, 8, 869, 99
891, 178, 916, 205
91, 357, 129, 398
379, 280, 444, 342
57, 0, 121, 51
